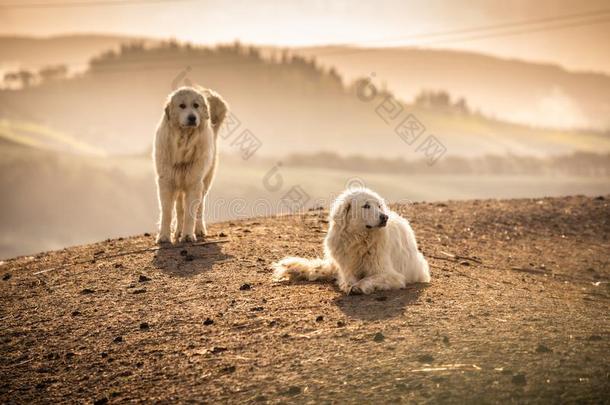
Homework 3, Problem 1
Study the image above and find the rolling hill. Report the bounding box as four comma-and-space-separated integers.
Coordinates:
0, 34, 154, 73
1, 40, 609, 158
1, 132, 609, 259
293, 46, 610, 130
1, 39, 610, 259
1, 196, 608, 402
2, 35, 609, 131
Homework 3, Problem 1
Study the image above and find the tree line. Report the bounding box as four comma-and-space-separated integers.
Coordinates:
284, 151, 610, 176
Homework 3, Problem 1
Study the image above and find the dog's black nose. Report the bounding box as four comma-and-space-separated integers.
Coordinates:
380, 213, 389, 224
187, 114, 197, 123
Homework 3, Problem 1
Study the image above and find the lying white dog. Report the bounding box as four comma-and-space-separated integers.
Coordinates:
154, 86, 228, 243
273, 188, 430, 294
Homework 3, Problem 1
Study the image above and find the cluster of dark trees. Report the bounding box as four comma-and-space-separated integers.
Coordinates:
88, 40, 344, 91
3, 65, 68, 89
285, 151, 610, 176
413, 90, 471, 114
4, 40, 464, 111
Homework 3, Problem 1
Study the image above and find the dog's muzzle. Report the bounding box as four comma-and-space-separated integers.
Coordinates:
186, 114, 198, 126
378, 214, 389, 227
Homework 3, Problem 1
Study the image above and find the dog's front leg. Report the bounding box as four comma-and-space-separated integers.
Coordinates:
336, 271, 359, 294
195, 163, 216, 238
180, 183, 204, 242
157, 180, 176, 243
194, 192, 207, 239
351, 271, 404, 295
175, 192, 185, 240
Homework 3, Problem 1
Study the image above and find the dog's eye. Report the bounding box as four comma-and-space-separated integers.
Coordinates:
179, 103, 186, 109
193, 103, 199, 109
363, 203, 370, 209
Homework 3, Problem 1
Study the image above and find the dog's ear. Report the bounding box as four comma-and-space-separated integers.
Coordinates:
163, 95, 172, 121
202, 88, 228, 135
331, 196, 352, 226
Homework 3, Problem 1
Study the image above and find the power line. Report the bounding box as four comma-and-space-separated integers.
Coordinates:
3, 9, 609, 73
0, 0, 193, 9
312, 14, 610, 58
419, 16, 610, 47
68, 15, 610, 74
332, 7, 610, 47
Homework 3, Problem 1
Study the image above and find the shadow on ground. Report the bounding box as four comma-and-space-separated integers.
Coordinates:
152, 241, 233, 277
333, 283, 428, 321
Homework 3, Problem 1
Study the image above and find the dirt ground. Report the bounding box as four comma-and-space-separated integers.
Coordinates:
1, 196, 609, 403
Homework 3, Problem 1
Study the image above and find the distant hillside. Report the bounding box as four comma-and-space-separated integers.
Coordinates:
293, 46, 610, 130
0, 34, 151, 73
1, 41, 608, 158
284, 151, 610, 176
0, 141, 156, 258
1, 131, 609, 258
4, 36, 608, 132
0, 118, 105, 155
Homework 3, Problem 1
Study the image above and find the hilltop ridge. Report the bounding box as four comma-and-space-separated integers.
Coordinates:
1, 196, 608, 403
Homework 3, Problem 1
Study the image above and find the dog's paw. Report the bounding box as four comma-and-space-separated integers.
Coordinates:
195, 222, 207, 238
348, 285, 364, 295
350, 281, 373, 295
179, 233, 197, 243
156, 233, 171, 244
338, 281, 355, 295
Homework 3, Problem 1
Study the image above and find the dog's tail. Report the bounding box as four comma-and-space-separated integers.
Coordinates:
200, 88, 228, 136
416, 252, 432, 283
272, 257, 337, 282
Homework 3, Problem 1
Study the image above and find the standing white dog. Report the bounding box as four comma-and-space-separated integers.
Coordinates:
273, 188, 430, 294
154, 86, 228, 243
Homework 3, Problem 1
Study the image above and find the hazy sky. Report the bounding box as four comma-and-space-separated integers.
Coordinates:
1, 0, 609, 73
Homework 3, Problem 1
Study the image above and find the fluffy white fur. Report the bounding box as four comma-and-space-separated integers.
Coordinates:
273, 188, 430, 294
154, 86, 228, 243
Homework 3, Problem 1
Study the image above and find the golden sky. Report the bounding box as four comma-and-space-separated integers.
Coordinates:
1, 0, 609, 74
